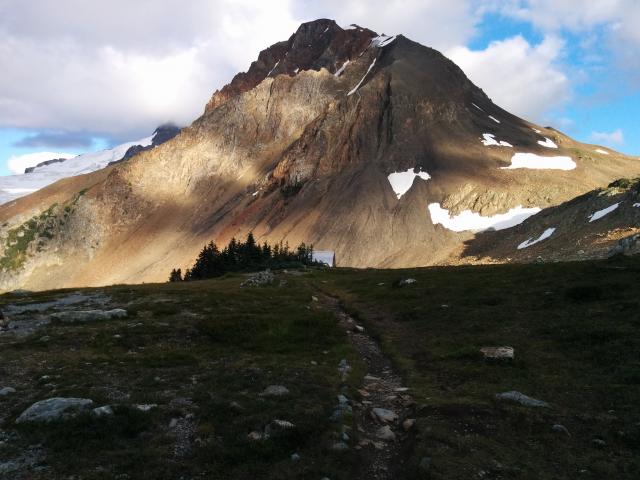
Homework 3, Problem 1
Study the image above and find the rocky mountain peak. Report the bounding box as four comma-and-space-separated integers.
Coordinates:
204, 19, 376, 113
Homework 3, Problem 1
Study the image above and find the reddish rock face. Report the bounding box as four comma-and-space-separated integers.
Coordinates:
205, 19, 376, 113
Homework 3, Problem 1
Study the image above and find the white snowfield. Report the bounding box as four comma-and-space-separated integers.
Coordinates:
348, 58, 377, 96
472, 103, 484, 112
595, 148, 610, 155
501, 153, 576, 171
371, 34, 397, 48
428, 203, 541, 232
488, 115, 500, 123
588, 203, 620, 222
0, 134, 154, 206
267, 60, 280, 77
537, 137, 558, 149
387, 168, 431, 199
481, 133, 512, 148
518, 227, 556, 250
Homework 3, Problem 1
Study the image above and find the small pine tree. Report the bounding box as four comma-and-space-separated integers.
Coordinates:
169, 268, 183, 282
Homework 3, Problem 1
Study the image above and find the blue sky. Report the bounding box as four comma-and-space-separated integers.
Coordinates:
1, 0, 638, 176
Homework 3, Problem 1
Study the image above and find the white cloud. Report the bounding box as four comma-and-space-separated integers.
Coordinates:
7, 152, 75, 175
491, 1, 640, 80
0, 0, 300, 137
590, 129, 624, 145
293, 0, 478, 51
0, 0, 486, 139
447, 35, 570, 122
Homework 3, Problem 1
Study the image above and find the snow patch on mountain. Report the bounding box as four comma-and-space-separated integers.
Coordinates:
428, 203, 541, 232
501, 153, 576, 170
387, 168, 431, 199
589, 203, 620, 222
518, 227, 556, 249
537, 137, 558, 149
488, 115, 501, 124
482, 134, 512, 147
595, 148, 609, 155
267, 60, 280, 77
372, 35, 397, 48
348, 58, 376, 96
335, 60, 350, 77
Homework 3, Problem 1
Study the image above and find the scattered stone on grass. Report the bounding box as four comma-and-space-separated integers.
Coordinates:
259, 385, 290, 397
481, 346, 515, 360
91, 405, 114, 417
495, 391, 549, 408
552, 424, 570, 436
16, 397, 94, 423
50, 309, 127, 323
241, 270, 275, 287
0, 387, 16, 397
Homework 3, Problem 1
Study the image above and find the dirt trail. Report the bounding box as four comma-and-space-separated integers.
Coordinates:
316, 292, 415, 480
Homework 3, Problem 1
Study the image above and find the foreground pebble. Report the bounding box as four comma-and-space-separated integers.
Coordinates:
495, 391, 549, 408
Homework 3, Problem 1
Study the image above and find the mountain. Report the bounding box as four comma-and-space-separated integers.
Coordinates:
0, 125, 180, 206
0, 18, 639, 291
459, 177, 640, 263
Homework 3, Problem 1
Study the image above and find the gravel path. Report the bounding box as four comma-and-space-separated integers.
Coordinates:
317, 292, 415, 480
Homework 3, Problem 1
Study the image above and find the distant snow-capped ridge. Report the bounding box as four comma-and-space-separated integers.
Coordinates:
0, 125, 180, 206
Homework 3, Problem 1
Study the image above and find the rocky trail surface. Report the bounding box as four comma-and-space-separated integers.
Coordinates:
316, 291, 415, 480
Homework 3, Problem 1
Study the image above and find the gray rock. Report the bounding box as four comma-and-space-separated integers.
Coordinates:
241, 270, 275, 287
480, 346, 514, 360
372, 407, 399, 423
398, 278, 417, 286
92, 405, 114, 417
260, 385, 290, 397
592, 438, 606, 448
16, 397, 93, 423
402, 418, 416, 431
552, 424, 570, 436
134, 403, 157, 412
0, 387, 16, 397
495, 391, 549, 408
291, 452, 301, 462
50, 308, 127, 323
376, 425, 396, 441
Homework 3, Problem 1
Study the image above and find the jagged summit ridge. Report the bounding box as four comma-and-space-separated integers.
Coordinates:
205, 19, 377, 112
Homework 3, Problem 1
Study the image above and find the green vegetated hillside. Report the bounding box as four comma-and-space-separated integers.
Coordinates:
1, 256, 639, 479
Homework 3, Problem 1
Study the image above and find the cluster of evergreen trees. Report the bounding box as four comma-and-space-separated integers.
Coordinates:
169, 233, 316, 282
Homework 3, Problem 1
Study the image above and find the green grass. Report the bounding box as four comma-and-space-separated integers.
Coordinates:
0, 275, 362, 479
0, 203, 59, 271
2, 258, 640, 478
311, 256, 640, 479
